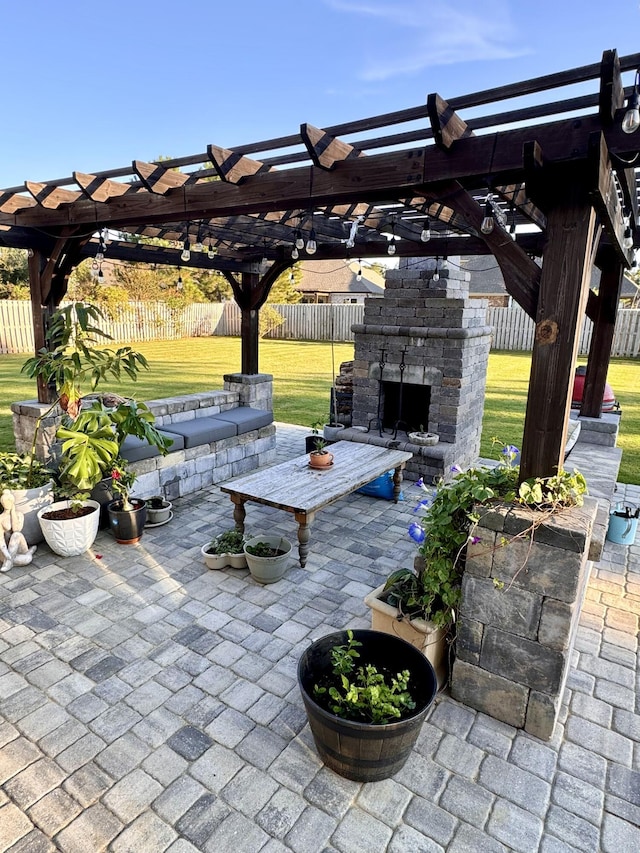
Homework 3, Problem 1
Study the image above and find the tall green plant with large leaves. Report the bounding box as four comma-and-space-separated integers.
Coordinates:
21, 302, 150, 417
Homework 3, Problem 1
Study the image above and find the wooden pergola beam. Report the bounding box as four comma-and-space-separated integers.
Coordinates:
133, 160, 189, 194
74, 171, 133, 202
207, 145, 271, 183
300, 123, 364, 170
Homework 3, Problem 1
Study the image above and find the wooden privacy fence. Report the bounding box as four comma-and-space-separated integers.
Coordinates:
1, 301, 639, 357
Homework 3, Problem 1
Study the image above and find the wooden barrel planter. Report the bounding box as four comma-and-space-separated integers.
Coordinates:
297, 629, 437, 782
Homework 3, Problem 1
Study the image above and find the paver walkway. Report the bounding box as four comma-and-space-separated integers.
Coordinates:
0, 423, 639, 853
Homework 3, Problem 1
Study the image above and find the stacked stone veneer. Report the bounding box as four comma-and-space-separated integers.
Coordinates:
11, 373, 276, 501
451, 496, 598, 740
344, 266, 493, 482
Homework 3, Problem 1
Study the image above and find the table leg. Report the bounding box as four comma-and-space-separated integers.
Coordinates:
393, 464, 406, 503
231, 496, 246, 533
295, 510, 314, 567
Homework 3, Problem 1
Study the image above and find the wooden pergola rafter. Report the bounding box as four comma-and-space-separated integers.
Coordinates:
1, 48, 640, 480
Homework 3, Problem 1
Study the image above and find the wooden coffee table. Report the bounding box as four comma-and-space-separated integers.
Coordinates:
220, 440, 413, 567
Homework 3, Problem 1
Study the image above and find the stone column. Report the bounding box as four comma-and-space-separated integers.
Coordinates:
223, 373, 273, 411
451, 496, 598, 740
11, 400, 62, 462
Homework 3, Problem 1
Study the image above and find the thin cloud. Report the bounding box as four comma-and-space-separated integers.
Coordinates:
325, 0, 530, 81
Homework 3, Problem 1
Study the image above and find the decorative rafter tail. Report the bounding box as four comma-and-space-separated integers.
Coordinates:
0, 192, 36, 214
132, 161, 189, 194
300, 123, 363, 170
25, 182, 81, 209
207, 145, 271, 184
427, 93, 474, 149
74, 171, 132, 202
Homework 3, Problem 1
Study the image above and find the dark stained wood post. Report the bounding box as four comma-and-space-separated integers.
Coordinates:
519, 171, 598, 482
581, 253, 624, 417
240, 271, 260, 374
27, 249, 56, 403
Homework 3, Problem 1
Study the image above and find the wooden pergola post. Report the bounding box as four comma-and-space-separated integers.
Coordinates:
519, 171, 598, 481
27, 249, 56, 403
240, 271, 260, 374
581, 252, 624, 417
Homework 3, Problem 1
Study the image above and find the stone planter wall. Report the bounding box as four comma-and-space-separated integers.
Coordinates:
451, 496, 598, 740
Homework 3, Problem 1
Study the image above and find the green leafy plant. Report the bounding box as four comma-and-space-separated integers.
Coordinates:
245, 540, 286, 558
312, 437, 328, 454
384, 440, 587, 630
0, 453, 53, 490
313, 630, 416, 724
207, 529, 245, 555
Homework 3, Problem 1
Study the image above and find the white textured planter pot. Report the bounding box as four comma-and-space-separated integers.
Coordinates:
9, 481, 54, 546
37, 499, 100, 557
243, 535, 292, 584
364, 584, 449, 690
201, 543, 248, 570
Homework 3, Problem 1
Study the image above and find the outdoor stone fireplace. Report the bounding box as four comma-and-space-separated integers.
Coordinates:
340, 263, 493, 482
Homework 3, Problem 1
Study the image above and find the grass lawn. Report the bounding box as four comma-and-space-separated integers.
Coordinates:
1, 338, 637, 484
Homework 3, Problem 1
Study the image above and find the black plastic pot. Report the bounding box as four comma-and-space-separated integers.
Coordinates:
90, 477, 115, 529
107, 498, 147, 544
297, 629, 437, 782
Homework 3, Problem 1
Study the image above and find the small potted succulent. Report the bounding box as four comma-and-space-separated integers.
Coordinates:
309, 437, 334, 469
201, 529, 247, 570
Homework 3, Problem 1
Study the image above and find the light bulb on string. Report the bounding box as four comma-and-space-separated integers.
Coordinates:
432, 258, 440, 282
441, 256, 449, 271
388, 216, 397, 255
481, 198, 495, 234
622, 70, 640, 134
306, 228, 317, 255
420, 217, 431, 242
291, 245, 299, 260
289, 271, 295, 283
97, 266, 105, 285
176, 269, 183, 290
356, 260, 362, 282
90, 260, 99, 279
181, 238, 191, 263
95, 234, 106, 263
509, 208, 517, 241
294, 229, 304, 250
624, 226, 634, 249
194, 224, 204, 252
207, 242, 217, 259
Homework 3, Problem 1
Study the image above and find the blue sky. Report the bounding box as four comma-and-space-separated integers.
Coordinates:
1, 0, 639, 188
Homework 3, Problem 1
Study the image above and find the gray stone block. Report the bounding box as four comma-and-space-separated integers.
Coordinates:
525, 690, 562, 740
480, 626, 565, 693
538, 599, 575, 650
492, 536, 585, 602
450, 659, 528, 728
456, 618, 483, 664
459, 575, 542, 640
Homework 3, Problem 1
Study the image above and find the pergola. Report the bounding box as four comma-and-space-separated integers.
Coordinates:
1, 48, 639, 483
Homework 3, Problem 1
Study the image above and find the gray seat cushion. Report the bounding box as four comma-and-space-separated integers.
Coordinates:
120, 430, 183, 463
161, 417, 236, 447
214, 407, 273, 435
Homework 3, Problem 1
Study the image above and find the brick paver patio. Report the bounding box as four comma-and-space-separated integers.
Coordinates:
1, 423, 639, 852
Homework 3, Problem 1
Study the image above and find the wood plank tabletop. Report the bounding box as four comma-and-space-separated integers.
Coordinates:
220, 440, 413, 514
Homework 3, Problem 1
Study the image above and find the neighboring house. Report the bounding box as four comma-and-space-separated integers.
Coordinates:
296, 259, 384, 304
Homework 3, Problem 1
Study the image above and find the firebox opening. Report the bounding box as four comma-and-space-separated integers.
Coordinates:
382, 382, 431, 433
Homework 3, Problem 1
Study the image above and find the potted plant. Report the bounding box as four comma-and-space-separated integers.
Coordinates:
366, 443, 587, 689
37, 405, 119, 557
201, 529, 247, 570
146, 496, 173, 526
297, 628, 438, 782
308, 437, 334, 469
243, 534, 292, 583
305, 420, 325, 454
107, 458, 147, 544
0, 452, 55, 545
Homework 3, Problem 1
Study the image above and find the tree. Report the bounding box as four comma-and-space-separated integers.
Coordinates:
267, 264, 302, 304
0, 248, 30, 298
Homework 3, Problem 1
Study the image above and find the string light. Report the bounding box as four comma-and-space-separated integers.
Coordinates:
207, 241, 217, 259
356, 259, 362, 282
181, 237, 191, 262
97, 266, 105, 285
289, 270, 295, 283
420, 217, 431, 242
90, 260, 99, 279
387, 216, 397, 255
95, 232, 106, 262
623, 225, 634, 249
481, 196, 495, 234
176, 268, 183, 290
432, 257, 440, 282
259, 240, 269, 273
194, 223, 204, 251
291, 245, 299, 260
294, 228, 304, 250
306, 212, 317, 255
622, 70, 640, 134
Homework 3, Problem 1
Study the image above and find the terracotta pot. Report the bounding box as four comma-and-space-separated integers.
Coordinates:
309, 451, 334, 469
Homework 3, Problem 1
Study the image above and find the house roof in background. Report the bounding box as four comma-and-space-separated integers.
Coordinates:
296, 260, 384, 295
